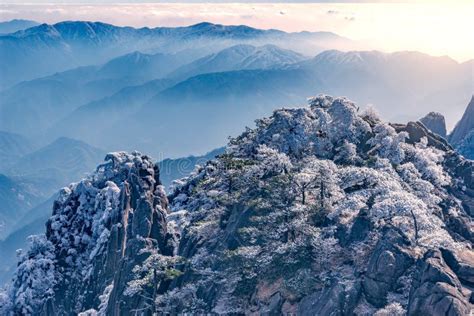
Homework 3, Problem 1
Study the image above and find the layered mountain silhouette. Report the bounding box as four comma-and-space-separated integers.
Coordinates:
6, 137, 105, 195
0, 52, 185, 136
7, 48, 464, 157
0, 174, 44, 239
169, 44, 306, 81
0, 131, 35, 171
0, 21, 350, 89
0, 196, 54, 285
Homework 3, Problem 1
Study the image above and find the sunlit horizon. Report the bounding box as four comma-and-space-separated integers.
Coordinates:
1, 2, 473, 62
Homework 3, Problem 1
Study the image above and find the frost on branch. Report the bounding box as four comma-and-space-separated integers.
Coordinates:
10, 235, 57, 315
6, 95, 473, 315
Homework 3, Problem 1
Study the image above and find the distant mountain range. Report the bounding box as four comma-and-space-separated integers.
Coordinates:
169, 44, 306, 81
158, 147, 225, 188
0, 131, 36, 171
0, 136, 106, 281
6, 137, 105, 195
0, 19, 39, 35
102, 50, 470, 157
2, 40, 471, 158
0, 51, 188, 136
0, 21, 351, 89
0, 174, 44, 239
0, 195, 54, 285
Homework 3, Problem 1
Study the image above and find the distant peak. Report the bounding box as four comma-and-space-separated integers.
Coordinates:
190, 21, 216, 28
47, 137, 98, 150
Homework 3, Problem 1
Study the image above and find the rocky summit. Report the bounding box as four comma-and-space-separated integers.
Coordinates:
420, 112, 447, 139
1, 95, 473, 315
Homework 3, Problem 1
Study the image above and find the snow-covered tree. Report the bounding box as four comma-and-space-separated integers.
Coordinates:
11, 235, 58, 315
125, 248, 182, 313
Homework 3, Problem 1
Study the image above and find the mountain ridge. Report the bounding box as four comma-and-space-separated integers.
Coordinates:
2, 95, 473, 315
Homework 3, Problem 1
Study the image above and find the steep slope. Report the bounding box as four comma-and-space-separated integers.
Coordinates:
455, 130, 474, 160
6, 137, 105, 195
0, 52, 182, 137
170, 44, 305, 81
419, 112, 447, 138
0, 196, 55, 285
449, 96, 474, 160
2, 152, 173, 314
3, 95, 473, 315
0, 19, 39, 35
0, 131, 35, 171
48, 79, 174, 147
450, 96, 474, 145
0, 174, 44, 239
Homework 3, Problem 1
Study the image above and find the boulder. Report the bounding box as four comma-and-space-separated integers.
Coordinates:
362, 228, 414, 307
408, 250, 473, 316
298, 280, 361, 316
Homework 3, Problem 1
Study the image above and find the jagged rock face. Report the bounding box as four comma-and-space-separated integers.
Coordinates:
4, 152, 171, 315
456, 130, 474, 160
450, 96, 474, 145
3, 96, 473, 315
420, 111, 447, 138
408, 249, 473, 315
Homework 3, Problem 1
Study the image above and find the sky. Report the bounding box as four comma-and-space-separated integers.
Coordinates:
1, 1, 473, 62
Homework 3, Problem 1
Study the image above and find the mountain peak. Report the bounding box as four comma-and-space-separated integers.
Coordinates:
3, 95, 473, 315
419, 112, 447, 138
449, 96, 474, 145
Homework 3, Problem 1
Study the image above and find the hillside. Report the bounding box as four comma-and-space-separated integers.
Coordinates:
0, 174, 44, 239
0, 19, 39, 35
170, 44, 305, 81
7, 137, 105, 195
0, 131, 35, 171
2, 95, 472, 315
0, 52, 183, 137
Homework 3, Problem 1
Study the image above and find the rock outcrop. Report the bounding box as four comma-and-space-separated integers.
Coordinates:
420, 112, 447, 138
408, 250, 471, 316
449, 96, 474, 159
4, 152, 173, 315
450, 96, 474, 145
2, 95, 473, 315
